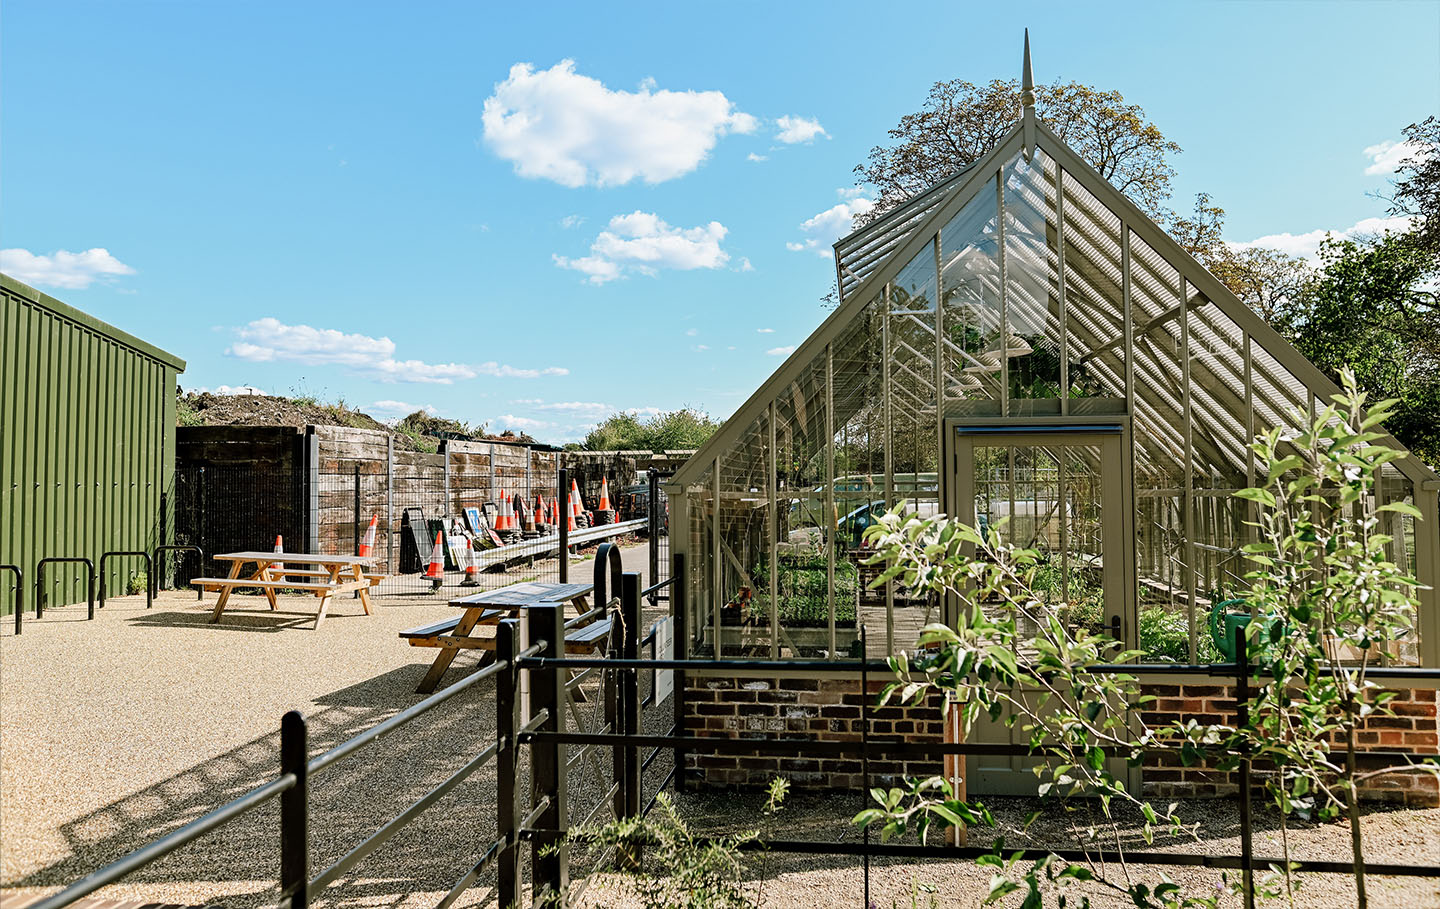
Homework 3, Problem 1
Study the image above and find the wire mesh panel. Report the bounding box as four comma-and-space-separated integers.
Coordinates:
169, 465, 306, 586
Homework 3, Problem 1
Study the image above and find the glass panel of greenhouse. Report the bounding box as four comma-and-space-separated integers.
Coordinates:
670, 122, 1440, 667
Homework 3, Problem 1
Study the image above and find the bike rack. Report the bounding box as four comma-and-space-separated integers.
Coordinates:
35, 557, 96, 620
1, 564, 22, 635
98, 551, 154, 610
152, 545, 204, 600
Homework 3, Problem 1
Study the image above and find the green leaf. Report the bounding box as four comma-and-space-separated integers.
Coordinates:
1378, 501, 1423, 519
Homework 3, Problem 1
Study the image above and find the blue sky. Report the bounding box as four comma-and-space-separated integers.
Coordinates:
5, 1, 1437, 441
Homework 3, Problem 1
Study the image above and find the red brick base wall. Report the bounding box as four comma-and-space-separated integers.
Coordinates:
684, 677, 943, 787
683, 677, 1440, 807
1140, 684, 1440, 807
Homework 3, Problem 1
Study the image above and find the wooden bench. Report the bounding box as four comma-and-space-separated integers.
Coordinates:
190, 577, 339, 593
399, 610, 505, 648
199, 570, 385, 592
564, 617, 613, 655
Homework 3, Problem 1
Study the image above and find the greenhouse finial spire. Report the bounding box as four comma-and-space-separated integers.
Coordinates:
1021, 29, 1036, 160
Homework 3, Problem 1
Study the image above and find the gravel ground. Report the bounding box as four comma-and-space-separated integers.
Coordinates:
5, 541, 1439, 909
1, 543, 655, 908
572, 790, 1440, 908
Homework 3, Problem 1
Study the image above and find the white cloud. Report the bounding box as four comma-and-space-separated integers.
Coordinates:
735, 257, 754, 272
555, 211, 729, 284
788, 192, 875, 256
492, 414, 555, 431
481, 59, 755, 188
0, 247, 135, 290
560, 214, 586, 229
766, 345, 796, 356
775, 115, 828, 144
535, 400, 613, 416
625, 406, 663, 418
747, 152, 768, 162
685, 327, 699, 336
371, 400, 438, 418
228, 318, 565, 383
1363, 139, 1421, 177
1232, 215, 1414, 264
756, 327, 775, 333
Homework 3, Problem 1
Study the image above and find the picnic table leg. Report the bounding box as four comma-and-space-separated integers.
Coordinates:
314, 588, 332, 629
209, 561, 245, 622
353, 566, 375, 616
416, 608, 485, 694
257, 560, 280, 611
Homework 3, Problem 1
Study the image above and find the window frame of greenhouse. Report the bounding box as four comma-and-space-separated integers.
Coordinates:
667, 101, 1440, 674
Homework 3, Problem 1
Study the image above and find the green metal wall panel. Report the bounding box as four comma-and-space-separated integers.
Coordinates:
1, 273, 185, 615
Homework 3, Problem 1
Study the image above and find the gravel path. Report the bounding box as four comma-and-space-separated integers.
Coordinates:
5, 540, 1438, 908
1, 544, 654, 908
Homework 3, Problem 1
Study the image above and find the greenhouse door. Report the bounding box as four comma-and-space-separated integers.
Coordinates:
949, 424, 1133, 796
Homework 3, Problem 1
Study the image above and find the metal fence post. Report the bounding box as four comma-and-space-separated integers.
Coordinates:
672, 552, 687, 792
496, 619, 522, 909
1236, 626, 1254, 909
530, 602, 568, 904
279, 710, 309, 909
622, 573, 642, 821
352, 464, 361, 555
647, 470, 659, 603
558, 468, 570, 584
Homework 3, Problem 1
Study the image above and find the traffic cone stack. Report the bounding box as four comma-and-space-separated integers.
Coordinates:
424, 530, 445, 590
596, 477, 615, 525
357, 514, 378, 558
460, 539, 480, 587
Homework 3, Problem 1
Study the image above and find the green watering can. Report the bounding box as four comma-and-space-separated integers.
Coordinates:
1208, 598, 1284, 662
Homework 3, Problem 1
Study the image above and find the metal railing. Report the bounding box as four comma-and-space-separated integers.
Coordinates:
30, 548, 1440, 909
516, 600, 1440, 909
98, 550, 153, 610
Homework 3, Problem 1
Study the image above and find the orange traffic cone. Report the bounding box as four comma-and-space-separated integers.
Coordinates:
598, 477, 612, 511
495, 493, 509, 531
502, 493, 514, 530
272, 534, 285, 577
550, 499, 559, 525
535, 493, 546, 524
461, 539, 480, 586
567, 507, 577, 532
424, 530, 445, 589
358, 514, 378, 558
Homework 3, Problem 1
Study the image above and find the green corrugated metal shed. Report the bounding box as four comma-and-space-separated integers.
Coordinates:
1, 272, 186, 616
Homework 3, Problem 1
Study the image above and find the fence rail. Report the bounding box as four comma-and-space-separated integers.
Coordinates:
28, 555, 1440, 909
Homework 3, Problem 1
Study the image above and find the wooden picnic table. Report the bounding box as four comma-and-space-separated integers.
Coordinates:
401, 581, 596, 694
192, 552, 378, 629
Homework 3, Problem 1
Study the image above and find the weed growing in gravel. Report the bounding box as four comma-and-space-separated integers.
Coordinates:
571, 777, 788, 909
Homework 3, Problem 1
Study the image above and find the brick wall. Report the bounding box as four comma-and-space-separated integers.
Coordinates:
684, 676, 943, 788
682, 676, 1440, 807
1140, 683, 1440, 807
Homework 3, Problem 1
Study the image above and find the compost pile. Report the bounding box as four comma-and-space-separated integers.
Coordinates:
177, 391, 538, 451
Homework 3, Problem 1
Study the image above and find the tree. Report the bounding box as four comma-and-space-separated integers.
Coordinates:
582, 408, 719, 451
1285, 234, 1440, 464
1388, 115, 1440, 255
854, 79, 1182, 226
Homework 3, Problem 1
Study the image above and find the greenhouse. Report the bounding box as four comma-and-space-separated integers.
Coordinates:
666, 75, 1440, 670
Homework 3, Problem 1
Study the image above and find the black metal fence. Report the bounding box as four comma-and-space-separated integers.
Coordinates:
28, 549, 1440, 909
170, 465, 306, 586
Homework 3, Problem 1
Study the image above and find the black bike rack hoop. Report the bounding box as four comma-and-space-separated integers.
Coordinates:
35, 557, 96, 621
99, 551, 154, 610
152, 545, 204, 601
1, 564, 22, 634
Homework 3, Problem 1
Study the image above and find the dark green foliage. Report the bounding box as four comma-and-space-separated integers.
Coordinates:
583, 408, 719, 451
748, 557, 859, 626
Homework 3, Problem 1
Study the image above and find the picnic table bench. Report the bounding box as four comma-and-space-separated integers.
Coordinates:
400, 581, 608, 694
192, 552, 378, 629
